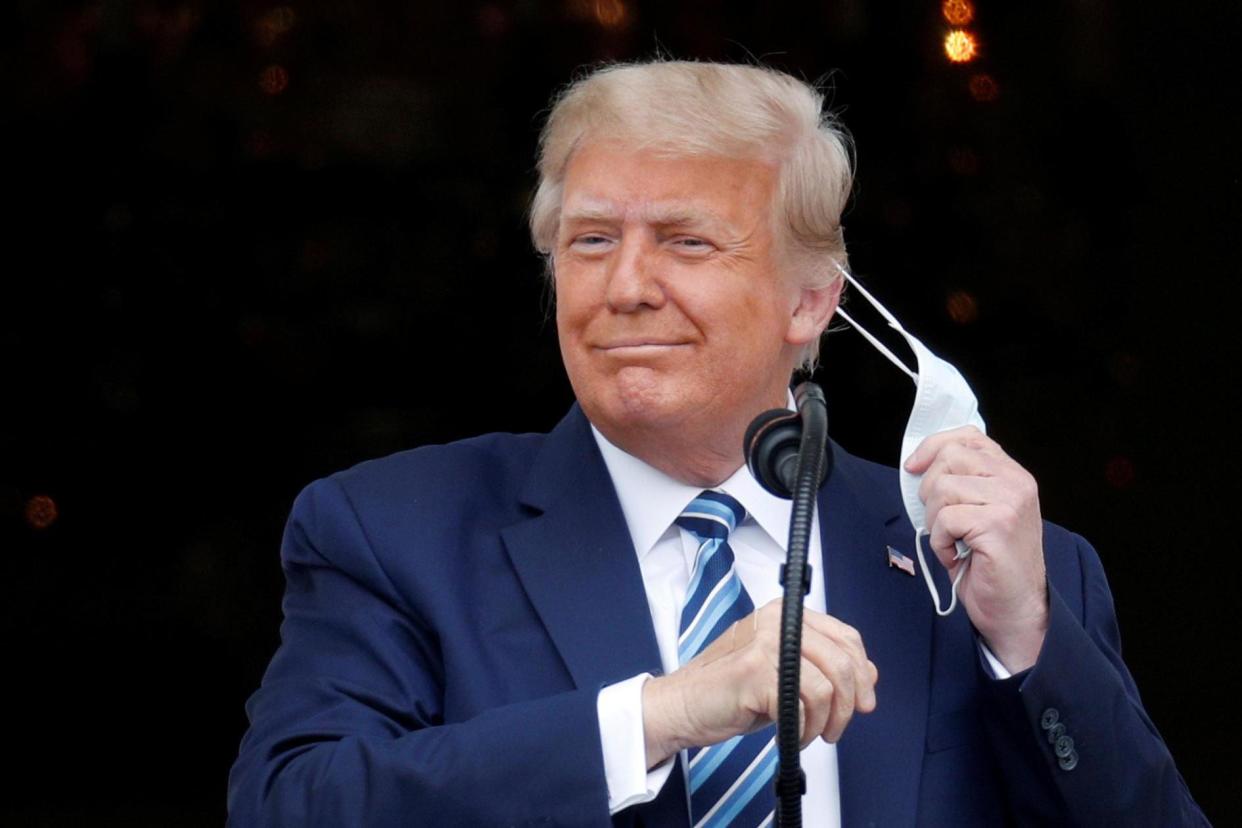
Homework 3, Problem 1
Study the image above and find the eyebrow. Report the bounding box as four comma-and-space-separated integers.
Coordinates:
560, 197, 729, 232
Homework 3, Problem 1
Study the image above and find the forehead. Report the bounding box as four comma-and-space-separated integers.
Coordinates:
558, 142, 779, 229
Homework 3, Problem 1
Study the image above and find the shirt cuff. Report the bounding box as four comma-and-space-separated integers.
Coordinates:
597, 673, 676, 814
977, 638, 1014, 680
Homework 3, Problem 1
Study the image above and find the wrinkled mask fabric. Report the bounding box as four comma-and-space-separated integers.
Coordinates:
832, 265, 986, 616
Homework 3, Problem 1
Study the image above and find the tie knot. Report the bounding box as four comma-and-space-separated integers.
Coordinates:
675, 490, 746, 541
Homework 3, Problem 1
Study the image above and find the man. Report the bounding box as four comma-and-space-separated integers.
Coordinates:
228, 61, 1205, 826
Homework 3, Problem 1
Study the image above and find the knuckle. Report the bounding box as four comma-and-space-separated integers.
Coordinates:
997, 503, 1021, 533
742, 645, 770, 674
829, 651, 854, 682
837, 627, 864, 658
809, 677, 834, 709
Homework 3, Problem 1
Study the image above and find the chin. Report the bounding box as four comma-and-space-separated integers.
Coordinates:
582, 367, 695, 432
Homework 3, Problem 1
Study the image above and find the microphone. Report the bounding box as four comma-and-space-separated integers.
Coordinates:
744, 385, 833, 499
742, 382, 832, 828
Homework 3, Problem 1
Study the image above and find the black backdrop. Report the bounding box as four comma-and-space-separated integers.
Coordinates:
4, 1, 1238, 824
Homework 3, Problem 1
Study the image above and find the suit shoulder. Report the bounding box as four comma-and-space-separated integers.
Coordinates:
828, 441, 906, 516
834, 445, 901, 488
298, 430, 545, 520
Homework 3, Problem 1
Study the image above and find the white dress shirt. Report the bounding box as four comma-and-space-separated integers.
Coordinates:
590, 424, 842, 827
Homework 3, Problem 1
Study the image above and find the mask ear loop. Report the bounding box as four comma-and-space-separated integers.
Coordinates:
834, 262, 905, 329
831, 263, 919, 383
915, 530, 972, 616
835, 308, 918, 383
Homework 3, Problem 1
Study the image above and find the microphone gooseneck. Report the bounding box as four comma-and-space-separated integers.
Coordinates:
743, 383, 831, 828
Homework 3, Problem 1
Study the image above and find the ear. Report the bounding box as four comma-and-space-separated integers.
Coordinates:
785, 276, 843, 347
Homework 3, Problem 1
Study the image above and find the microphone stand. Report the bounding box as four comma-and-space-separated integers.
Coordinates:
743, 382, 831, 828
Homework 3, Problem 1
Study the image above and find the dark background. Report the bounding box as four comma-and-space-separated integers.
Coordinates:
4, 1, 1238, 824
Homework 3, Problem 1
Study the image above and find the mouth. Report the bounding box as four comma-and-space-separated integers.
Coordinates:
595, 340, 690, 354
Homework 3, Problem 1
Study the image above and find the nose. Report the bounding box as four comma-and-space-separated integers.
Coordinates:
605, 235, 666, 313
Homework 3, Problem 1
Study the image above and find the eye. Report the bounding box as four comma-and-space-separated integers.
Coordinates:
670, 236, 715, 254
569, 233, 614, 251
561, 234, 614, 258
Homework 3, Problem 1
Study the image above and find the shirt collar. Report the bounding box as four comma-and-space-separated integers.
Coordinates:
589, 392, 796, 558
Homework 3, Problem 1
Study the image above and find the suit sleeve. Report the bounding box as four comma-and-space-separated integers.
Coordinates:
226, 478, 614, 828
979, 531, 1209, 826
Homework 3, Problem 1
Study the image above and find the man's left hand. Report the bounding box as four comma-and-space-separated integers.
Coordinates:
905, 426, 1048, 673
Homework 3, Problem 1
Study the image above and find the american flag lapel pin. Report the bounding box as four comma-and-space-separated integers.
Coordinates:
887, 545, 916, 576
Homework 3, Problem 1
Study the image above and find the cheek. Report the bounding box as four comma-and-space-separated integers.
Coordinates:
553, 266, 599, 327
553, 280, 586, 336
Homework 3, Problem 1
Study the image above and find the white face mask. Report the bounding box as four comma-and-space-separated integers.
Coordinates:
832, 265, 986, 617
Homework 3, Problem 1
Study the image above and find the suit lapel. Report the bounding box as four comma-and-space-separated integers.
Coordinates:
821, 445, 932, 827
501, 405, 665, 690
502, 409, 690, 826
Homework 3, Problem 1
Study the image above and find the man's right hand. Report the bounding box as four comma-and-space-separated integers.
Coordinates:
640, 600, 879, 769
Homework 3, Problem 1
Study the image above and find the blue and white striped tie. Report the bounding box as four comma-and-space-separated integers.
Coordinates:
676, 491, 776, 828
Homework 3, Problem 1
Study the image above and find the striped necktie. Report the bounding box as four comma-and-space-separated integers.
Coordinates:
676, 491, 777, 828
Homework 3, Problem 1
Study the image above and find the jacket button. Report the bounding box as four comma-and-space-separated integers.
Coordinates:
1046, 722, 1066, 743
1040, 708, 1059, 730
1058, 749, 1079, 771
1054, 735, 1075, 759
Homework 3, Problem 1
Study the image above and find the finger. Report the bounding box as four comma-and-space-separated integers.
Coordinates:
921, 473, 1005, 532
799, 636, 856, 742
801, 613, 878, 713
927, 502, 992, 568
801, 612, 867, 664
916, 443, 1010, 504
904, 426, 1000, 474
798, 656, 832, 748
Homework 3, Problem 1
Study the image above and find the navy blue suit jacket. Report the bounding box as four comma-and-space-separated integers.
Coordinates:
228, 404, 1205, 826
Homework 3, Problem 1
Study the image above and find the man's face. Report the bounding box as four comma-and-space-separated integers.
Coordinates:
553, 142, 825, 467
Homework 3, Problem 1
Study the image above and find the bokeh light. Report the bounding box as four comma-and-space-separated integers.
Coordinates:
25, 495, 58, 530
946, 290, 979, 324
259, 65, 289, 96
941, 0, 975, 26
944, 30, 979, 63
571, 0, 630, 28
968, 73, 1000, 102
254, 6, 296, 47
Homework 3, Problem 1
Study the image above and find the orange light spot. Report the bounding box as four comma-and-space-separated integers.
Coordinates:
968, 73, 1000, 102
944, 30, 979, 63
25, 495, 58, 530
946, 290, 979, 324
255, 6, 296, 47
592, 0, 630, 28
941, 0, 975, 26
259, 64, 289, 96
